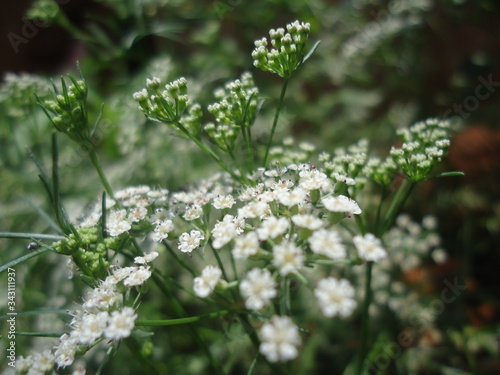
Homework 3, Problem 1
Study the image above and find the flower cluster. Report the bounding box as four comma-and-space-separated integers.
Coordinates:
205, 72, 259, 153
390, 118, 451, 181
133, 77, 189, 124
53, 251, 157, 368
39, 76, 89, 143
252, 20, 311, 78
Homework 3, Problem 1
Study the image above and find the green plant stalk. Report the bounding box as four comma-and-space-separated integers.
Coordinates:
136, 309, 230, 326
0, 232, 65, 241
263, 78, 289, 166
355, 261, 373, 375
175, 121, 243, 183
378, 178, 416, 237
88, 148, 116, 200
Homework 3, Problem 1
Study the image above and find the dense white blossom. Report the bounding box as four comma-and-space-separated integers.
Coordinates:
193, 265, 222, 297
240, 268, 277, 310
353, 233, 387, 262
259, 315, 301, 362
314, 277, 357, 318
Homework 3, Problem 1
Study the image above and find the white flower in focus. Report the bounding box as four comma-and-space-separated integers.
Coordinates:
257, 216, 290, 240
232, 232, 260, 259
240, 268, 277, 310
353, 233, 387, 262
151, 219, 174, 242
124, 266, 152, 287
212, 194, 236, 209
77, 312, 109, 344
237, 200, 269, 219
110, 266, 135, 283
183, 204, 203, 221
104, 307, 137, 340
321, 195, 362, 215
291, 214, 324, 230
259, 315, 301, 362
107, 220, 131, 237
134, 251, 159, 264
178, 230, 205, 253
314, 277, 357, 318
83, 285, 121, 310
193, 265, 222, 297
299, 169, 332, 191
272, 240, 304, 275
308, 229, 346, 259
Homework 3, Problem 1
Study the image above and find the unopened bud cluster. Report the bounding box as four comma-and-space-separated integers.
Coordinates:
252, 20, 311, 78
133, 77, 189, 124
205, 72, 259, 152
390, 118, 451, 181
41, 77, 89, 143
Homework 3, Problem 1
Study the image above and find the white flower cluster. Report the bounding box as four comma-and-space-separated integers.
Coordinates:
52, 251, 157, 369
252, 20, 311, 78
205, 72, 259, 152
390, 118, 451, 181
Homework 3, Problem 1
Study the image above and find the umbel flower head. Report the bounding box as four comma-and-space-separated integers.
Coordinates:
133, 77, 190, 124
38, 74, 90, 144
390, 118, 451, 181
252, 20, 314, 78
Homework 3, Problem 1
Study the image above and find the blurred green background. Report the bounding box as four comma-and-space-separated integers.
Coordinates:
0, 0, 499, 374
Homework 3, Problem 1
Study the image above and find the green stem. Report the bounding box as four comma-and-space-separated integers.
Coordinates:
355, 261, 373, 375
378, 179, 416, 237
163, 242, 197, 277
88, 148, 116, 200
136, 309, 230, 326
263, 78, 289, 167
175, 122, 243, 183
0, 232, 65, 241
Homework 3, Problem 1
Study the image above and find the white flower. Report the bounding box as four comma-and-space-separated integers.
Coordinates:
237, 200, 269, 219
276, 187, 308, 207
150, 208, 170, 224
110, 266, 135, 283
314, 277, 357, 318
54, 333, 78, 368
321, 195, 362, 215
272, 240, 304, 275
134, 251, 159, 264
83, 285, 121, 310
232, 232, 260, 259
193, 265, 222, 297
16, 355, 33, 372
299, 169, 333, 191
211, 215, 243, 249
257, 216, 290, 240
77, 312, 109, 344
107, 220, 131, 237
291, 214, 324, 230
151, 219, 174, 242
308, 229, 346, 259
127, 207, 148, 222
104, 307, 137, 340
212, 194, 236, 209
124, 266, 152, 287
183, 204, 203, 220
178, 230, 205, 253
240, 268, 277, 310
353, 233, 387, 262
32, 350, 55, 373
259, 315, 301, 362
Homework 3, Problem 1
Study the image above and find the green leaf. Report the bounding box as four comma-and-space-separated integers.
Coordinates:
0, 247, 53, 274
302, 40, 321, 64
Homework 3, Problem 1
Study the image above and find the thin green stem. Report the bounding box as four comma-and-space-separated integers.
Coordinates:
88, 149, 116, 200
378, 179, 416, 237
0, 233, 65, 241
263, 78, 289, 166
355, 261, 373, 375
163, 242, 197, 277
175, 122, 243, 182
136, 309, 230, 326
